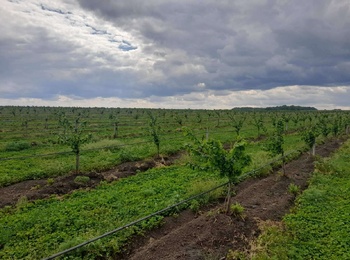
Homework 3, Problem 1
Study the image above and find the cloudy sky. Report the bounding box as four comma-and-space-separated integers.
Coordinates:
1, 0, 350, 109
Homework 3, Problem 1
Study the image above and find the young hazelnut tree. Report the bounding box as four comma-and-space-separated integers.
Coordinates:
228, 112, 246, 137
109, 113, 119, 139
331, 115, 342, 137
184, 129, 251, 214
252, 112, 267, 138
148, 112, 161, 158
265, 119, 286, 175
317, 116, 331, 138
282, 113, 292, 131
302, 126, 319, 156
58, 116, 92, 174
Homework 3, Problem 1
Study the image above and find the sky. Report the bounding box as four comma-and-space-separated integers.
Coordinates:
1, 0, 350, 110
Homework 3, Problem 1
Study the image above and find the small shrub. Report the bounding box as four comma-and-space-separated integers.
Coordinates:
171, 212, 179, 218
16, 196, 29, 209
255, 165, 273, 177
99, 180, 108, 186
206, 208, 221, 218
30, 184, 41, 190
119, 150, 138, 163
74, 176, 90, 185
314, 158, 335, 175
189, 200, 200, 212
230, 202, 245, 219
186, 180, 225, 203
5, 141, 31, 152
288, 183, 300, 197
47, 178, 55, 185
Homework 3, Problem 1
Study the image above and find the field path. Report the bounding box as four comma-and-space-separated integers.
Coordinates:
0, 154, 181, 208
120, 138, 344, 260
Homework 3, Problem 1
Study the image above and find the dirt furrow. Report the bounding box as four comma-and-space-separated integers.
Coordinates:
121, 138, 344, 260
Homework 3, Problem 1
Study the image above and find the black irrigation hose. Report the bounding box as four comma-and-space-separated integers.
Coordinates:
238, 149, 300, 181
0, 150, 75, 161
43, 182, 229, 260
0, 128, 298, 162
42, 151, 299, 260
0, 134, 187, 161
2, 120, 253, 136
0, 117, 253, 136
0, 128, 217, 161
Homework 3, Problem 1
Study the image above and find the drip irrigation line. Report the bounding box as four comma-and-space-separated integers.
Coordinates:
42, 151, 300, 260
43, 182, 229, 260
0, 150, 75, 161
238, 149, 300, 181
82, 134, 189, 153
0, 125, 302, 162
0, 116, 255, 136
0, 129, 206, 161
0, 133, 188, 161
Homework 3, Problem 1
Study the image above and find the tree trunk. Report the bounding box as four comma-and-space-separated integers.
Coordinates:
282, 157, 286, 176
113, 123, 117, 138
75, 151, 80, 174
225, 182, 232, 214
312, 143, 316, 156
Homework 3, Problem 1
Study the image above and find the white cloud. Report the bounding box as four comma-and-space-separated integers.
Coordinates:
0, 0, 164, 98
1, 0, 350, 108
1, 85, 349, 110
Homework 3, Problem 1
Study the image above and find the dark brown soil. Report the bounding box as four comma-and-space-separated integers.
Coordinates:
0, 154, 181, 208
118, 138, 345, 260
0, 138, 345, 260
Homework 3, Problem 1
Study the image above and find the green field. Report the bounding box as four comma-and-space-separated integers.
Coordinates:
0, 106, 349, 259
1, 106, 347, 187
252, 139, 350, 260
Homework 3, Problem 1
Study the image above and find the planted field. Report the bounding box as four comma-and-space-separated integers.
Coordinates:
251, 138, 350, 259
0, 106, 311, 187
124, 135, 346, 260
0, 106, 349, 259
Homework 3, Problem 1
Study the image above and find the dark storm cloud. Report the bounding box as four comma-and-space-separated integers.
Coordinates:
1, 0, 350, 109
0, 0, 145, 100
77, 0, 350, 93
38, 68, 139, 99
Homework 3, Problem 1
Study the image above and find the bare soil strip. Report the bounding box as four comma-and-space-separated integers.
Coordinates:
0, 138, 344, 260
119, 138, 344, 260
0, 134, 265, 208
0, 154, 181, 208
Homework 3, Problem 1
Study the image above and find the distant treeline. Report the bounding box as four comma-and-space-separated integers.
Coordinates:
232, 105, 317, 111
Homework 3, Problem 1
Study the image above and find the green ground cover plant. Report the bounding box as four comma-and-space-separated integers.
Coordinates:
0, 107, 348, 259
0, 133, 309, 259
252, 139, 350, 260
0, 125, 308, 187
0, 165, 225, 259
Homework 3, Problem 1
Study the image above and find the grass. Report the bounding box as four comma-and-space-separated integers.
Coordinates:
0, 133, 308, 259
251, 138, 350, 260
1, 107, 342, 187
0, 165, 225, 259
0, 107, 348, 258
0, 123, 305, 187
